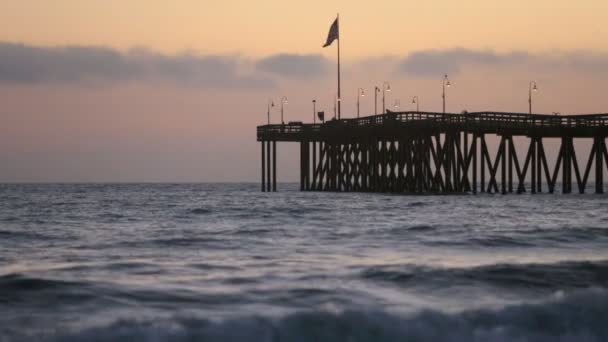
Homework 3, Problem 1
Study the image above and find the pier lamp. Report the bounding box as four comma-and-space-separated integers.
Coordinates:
412, 96, 420, 112
280, 96, 288, 124
357, 88, 365, 118
333, 94, 337, 120
374, 86, 380, 115
442, 74, 451, 114
528, 81, 538, 115
267, 99, 274, 125
312, 99, 316, 124
394, 99, 401, 110
382, 82, 391, 114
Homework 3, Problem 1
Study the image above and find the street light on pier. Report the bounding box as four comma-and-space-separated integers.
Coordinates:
357, 88, 365, 118
333, 94, 338, 120
374, 86, 380, 115
280, 96, 288, 124
442, 74, 451, 114
528, 81, 538, 115
393, 99, 400, 110
412, 96, 420, 112
267, 99, 274, 125
312, 99, 316, 124
382, 81, 391, 114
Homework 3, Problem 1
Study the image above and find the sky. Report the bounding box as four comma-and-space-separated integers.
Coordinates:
1, 0, 608, 182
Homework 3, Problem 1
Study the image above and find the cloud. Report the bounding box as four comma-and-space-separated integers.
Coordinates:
3, 42, 607, 87
398, 48, 608, 77
0, 42, 273, 88
255, 53, 329, 79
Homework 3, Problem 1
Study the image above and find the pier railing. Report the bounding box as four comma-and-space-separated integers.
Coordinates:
257, 111, 608, 140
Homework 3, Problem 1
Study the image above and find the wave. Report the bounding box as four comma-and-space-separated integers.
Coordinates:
188, 208, 213, 215
467, 235, 537, 247
0, 273, 242, 308
0, 216, 20, 223
406, 201, 428, 207
533, 226, 608, 243
3, 288, 608, 341
0, 273, 98, 307
108, 236, 233, 249
361, 260, 608, 290
0, 273, 84, 292
424, 226, 608, 247
405, 224, 435, 231
0, 229, 56, 241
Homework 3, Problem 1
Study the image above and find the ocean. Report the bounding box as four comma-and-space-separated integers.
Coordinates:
1, 183, 608, 341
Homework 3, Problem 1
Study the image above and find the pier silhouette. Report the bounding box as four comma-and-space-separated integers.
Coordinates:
257, 111, 608, 194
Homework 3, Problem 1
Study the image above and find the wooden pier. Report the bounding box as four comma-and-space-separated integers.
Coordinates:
257, 111, 608, 194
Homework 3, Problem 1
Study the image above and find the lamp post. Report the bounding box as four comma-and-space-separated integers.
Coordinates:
357, 88, 365, 118
312, 99, 316, 124
374, 86, 380, 115
267, 99, 274, 124
528, 81, 538, 115
412, 96, 419, 112
333, 94, 337, 120
280, 96, 288, 124
393, 99, 400, 110
442, 74, 451, 114
382, 81, 391, 114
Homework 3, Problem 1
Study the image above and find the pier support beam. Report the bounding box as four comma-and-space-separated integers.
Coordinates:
531, 137, 537, 194
272, 141, 277, 192
507, 136, 513, 193
501, 135, 507, 194
472, 134, 478, 194
261, 141, 266, 192
596, 137, 605, 194
480, 134, 486, 193
300, 141, 310, 191
266, 141, 271, 192
561, 138, 567, 194
537, 138, 543, 193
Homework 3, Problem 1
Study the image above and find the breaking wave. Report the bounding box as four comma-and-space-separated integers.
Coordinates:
3, 288, 607, 342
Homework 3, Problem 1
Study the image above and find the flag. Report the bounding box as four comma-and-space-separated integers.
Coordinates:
317, 111, 325, 122
322, 17, 339, 48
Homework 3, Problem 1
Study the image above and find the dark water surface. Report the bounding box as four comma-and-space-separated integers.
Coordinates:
1, 183, 608, 341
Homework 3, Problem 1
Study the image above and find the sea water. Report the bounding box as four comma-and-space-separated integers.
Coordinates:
1, 183, 608, 341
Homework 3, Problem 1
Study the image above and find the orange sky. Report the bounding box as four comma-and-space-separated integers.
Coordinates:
1, 0, 607, 182
3, 0, 607, 57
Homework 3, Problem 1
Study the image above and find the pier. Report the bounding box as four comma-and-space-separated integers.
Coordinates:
257, 111, 608, 194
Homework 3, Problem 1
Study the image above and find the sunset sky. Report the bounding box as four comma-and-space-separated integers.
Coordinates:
1, 0, 607, 182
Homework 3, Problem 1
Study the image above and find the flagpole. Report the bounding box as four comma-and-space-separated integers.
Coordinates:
337, 13, 341, 120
